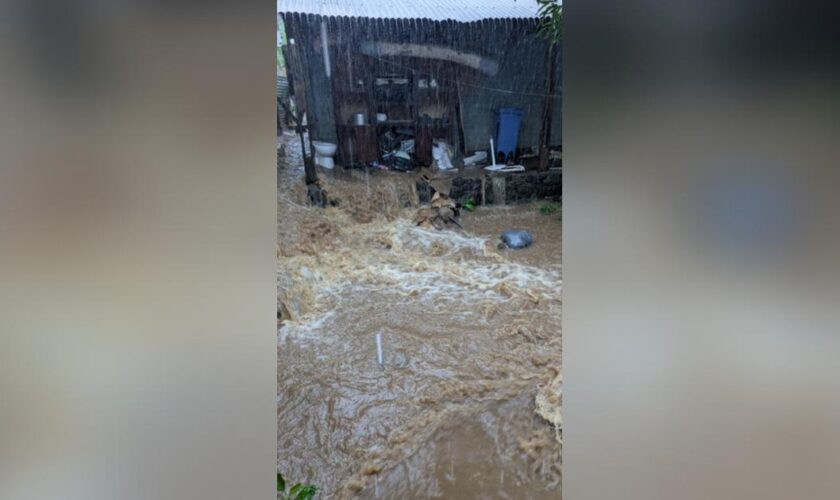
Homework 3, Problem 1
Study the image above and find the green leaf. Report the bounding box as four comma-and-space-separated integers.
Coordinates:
289, 484, 302, 496
536, 0, 563, 45
464, 197, 475, 211
295, 485, 318, 500
277, 472, 285, 492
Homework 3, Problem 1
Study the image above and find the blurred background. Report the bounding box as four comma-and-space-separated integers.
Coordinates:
2, 0, 840, 499
565, 1, 840, 499
0, 2, 276, 499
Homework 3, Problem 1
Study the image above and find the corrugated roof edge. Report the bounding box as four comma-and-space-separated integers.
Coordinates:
278, 12, 540, 25
277, 0, 541, 23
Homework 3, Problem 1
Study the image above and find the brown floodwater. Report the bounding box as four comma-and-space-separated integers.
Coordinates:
278, 149, 561, 499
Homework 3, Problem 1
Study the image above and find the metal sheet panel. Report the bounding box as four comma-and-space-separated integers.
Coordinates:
277, 0, 542, 21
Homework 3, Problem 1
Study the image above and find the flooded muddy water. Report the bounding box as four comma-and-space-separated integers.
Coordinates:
278, 154, 562, 499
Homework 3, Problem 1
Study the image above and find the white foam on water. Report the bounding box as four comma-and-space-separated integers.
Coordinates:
281, 227, 560, 342
393, 221, 490, 256
280, 310, 337, 343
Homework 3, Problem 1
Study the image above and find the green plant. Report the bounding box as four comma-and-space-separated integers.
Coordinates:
536, 0, 563, 45
538, 201, 561, 215
463, 197, 475, 211
278, 472, 318, 500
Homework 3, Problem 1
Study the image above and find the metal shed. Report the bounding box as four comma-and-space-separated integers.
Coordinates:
279, 0, 561, 169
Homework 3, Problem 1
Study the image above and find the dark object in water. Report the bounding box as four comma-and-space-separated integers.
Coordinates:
500, 229, 534, 249
307, 184, 327, 207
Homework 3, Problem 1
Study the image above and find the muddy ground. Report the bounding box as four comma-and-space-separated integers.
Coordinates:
277, 138, 562, 499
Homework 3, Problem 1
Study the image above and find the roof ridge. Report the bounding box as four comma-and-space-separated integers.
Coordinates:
277, 0, 542, 22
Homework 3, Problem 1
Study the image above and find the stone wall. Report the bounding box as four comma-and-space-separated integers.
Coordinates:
500, 170, 562, 203
416, 169, 562, 206
448, 177, 485, 205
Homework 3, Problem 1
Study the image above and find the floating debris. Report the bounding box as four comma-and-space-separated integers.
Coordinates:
375, 333, 384, 369
500, 229, 534, 249
413, 192, 461, 230
535, 374, 563, 443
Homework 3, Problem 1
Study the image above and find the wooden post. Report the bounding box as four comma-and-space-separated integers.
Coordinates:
538, 42, 557, 171
284, 14, 318, 185
455, 77, 467, 170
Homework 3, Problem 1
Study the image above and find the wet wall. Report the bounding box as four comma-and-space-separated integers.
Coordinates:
281, 13, 562, 152
550, 44, 563, 147
282, 15, 338, 143
457, 21, 547, 153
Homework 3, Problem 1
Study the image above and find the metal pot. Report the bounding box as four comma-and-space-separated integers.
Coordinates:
352, 112, 368, 126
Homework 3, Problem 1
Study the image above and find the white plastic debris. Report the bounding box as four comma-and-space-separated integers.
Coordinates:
464, 150, 488, 166
432, 141, 454, 170
375, 333, 384, 369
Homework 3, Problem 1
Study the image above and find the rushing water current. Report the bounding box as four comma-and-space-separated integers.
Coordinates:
278, 153, 562, 499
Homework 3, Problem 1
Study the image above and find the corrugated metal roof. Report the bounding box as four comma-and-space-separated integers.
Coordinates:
277, 0, 542, 22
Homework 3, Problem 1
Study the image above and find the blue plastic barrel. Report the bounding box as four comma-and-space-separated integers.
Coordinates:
495, 107, 524, 159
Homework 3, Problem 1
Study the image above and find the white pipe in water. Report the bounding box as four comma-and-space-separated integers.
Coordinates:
490, 138, 496, 166
320, 21, 331, 78
375, 333, 384, 369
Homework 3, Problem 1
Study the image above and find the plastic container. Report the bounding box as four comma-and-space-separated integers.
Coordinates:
495, 107, 524, 159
